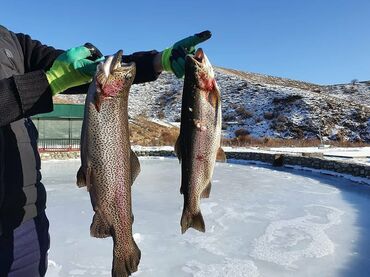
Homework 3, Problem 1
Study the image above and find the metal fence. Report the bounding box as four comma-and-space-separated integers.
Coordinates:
38, 138, 80, 152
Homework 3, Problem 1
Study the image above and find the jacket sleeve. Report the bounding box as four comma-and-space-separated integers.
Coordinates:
122, 50, 161, 84
0, 32, 62, 127
16, 33, 161, 84
0, 31, 162, 126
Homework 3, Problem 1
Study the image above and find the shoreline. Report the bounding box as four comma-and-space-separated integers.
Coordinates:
40, 146, 370, 183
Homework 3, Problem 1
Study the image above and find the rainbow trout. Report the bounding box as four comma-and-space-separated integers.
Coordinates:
175, 48, 226, 234
77, 51, 141, 277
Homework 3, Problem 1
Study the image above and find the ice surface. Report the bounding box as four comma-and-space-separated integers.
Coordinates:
42, 158, 370, 276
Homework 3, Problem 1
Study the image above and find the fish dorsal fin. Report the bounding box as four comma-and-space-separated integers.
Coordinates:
175, 136, 182, 162
216, 147, 227, 162
130, 150, 141, 184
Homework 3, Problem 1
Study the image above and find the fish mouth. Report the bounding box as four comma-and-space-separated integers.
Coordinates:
110, 50, 123, 72
187, 48, 213, 74
96, 50, 126, 100
94, 50, 135, 112
186, 48, 215, 91
188, 48, 205, 66
102, 50, 123, 78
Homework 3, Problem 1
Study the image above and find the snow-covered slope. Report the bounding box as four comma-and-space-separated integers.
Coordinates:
55, 67, 370, 142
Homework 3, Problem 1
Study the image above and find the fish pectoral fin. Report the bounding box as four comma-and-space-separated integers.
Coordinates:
77, 166, 92, 188
174, 136, 182, 162
130, 150, 141, 184
181, 210, 205, 234
216, 147, 227, 162
201, 182, 212, 198
94, 90, 103, 112
90, 212, 111, 238
207, 87, 221, 108
76, 166, 86, 188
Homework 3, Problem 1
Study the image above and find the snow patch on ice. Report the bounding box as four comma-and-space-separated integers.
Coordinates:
133, 233, 143, 243
68, 269, 86, 275
200, 202, 218, 216
250, 205, 344, 269
47, 260, 62, 277
214, 206, 257, 230
184, 234, 226, 256
183, 259, 260, 277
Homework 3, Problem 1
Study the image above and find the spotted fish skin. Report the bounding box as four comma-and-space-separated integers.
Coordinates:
175, 48, 225, 234
77, 51, 141, 277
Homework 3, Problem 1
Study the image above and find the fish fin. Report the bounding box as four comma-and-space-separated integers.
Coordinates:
76, 166, 86, 187
207, 86, 221, 108
174, 136, 182, 162
201, 182, 212, 198
77, 166, 92, 188
130, 150, 141, 184
90, 213, 110, 238
181, 210, 205, 234
94, 92, 102, 112
112, 238, 141, 277
216, 147, 227, 162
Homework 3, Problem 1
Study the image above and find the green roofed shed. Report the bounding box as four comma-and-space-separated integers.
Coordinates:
33, 103, 85, 119
32, 104, 85, 151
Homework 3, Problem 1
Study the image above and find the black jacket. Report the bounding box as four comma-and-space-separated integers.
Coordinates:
0, 25, 160, 235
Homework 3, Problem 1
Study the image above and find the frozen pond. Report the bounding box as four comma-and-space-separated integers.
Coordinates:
43, 158, 370, 277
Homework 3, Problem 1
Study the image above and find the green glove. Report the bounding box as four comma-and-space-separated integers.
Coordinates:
162, 30, 212, 78
46, 46, 103, 95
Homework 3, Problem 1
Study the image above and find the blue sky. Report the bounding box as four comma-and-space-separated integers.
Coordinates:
2, 0, 370, 85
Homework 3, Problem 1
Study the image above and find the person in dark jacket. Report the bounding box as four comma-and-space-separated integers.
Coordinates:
0, 25, 211, 276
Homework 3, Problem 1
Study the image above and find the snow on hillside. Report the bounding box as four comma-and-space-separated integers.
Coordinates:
55, 66, 370, 143
323, 81, 370, 107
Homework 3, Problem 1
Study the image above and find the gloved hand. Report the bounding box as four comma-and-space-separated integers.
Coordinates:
161, 30, 212, 78
46, 46, 103, 95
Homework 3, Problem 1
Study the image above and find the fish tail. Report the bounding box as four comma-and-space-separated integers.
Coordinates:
181, 209, 205, 234
112, 238, 141, 277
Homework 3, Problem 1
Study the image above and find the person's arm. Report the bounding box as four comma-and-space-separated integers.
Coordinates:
17, 34, 99, 97
0, 32, 62, 127
0, 71, 52, 127
64, 30, 212, 91
124, 31, 212, 82
122, 50, 160, 84
0, 31, 101, 126
61, 50, 161, 95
